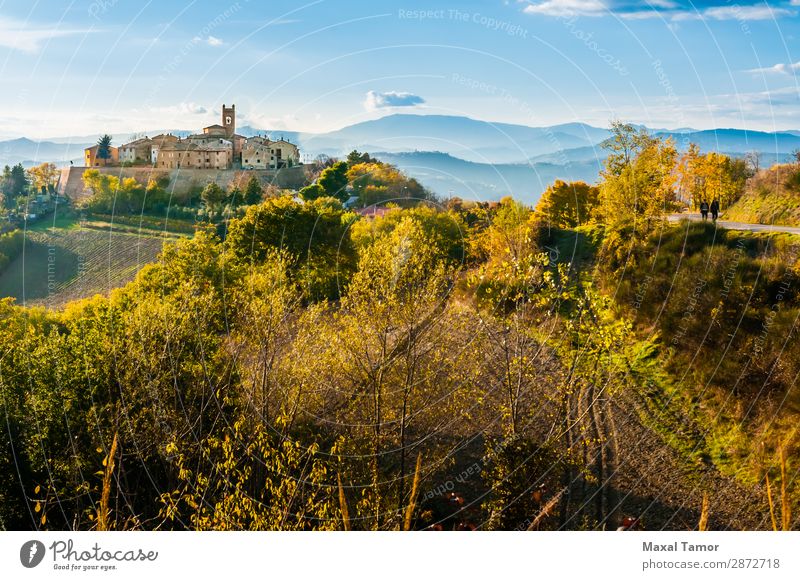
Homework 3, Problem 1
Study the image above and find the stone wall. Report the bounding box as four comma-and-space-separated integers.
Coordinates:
57, 165, 309, 202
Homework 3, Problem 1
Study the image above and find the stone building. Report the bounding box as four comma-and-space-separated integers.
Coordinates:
155, 140, 232, 170
149, 134, 180, 164
242, 136, 300, 169
118, 138, 153, 164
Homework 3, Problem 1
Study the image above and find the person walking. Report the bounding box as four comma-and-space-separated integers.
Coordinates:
699, 200, 709, 221
710, 198, 720, 222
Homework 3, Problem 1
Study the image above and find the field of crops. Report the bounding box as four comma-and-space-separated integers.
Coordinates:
0, 227, 172, 308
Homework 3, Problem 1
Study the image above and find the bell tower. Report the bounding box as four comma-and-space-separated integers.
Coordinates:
222, 103, 235, 138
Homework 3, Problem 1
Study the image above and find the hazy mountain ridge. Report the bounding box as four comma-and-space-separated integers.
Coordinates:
4, 114, 800, 202
373, 150, 602, 203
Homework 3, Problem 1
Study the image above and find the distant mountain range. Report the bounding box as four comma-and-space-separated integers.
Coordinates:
3, 114, 800, 203
0, 137, 93, 167
372, 151, 601, 202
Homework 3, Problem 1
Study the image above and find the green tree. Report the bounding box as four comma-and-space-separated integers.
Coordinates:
318, 161, 349, 201
243, 175, 263, 205
225, 195, 357, 300
346, 150, 376, 166
201, 182, 227, 210
96, 134, 113, 160
1, 163, 30, 208
227, 186, 243, 208
298, 183, 325, 201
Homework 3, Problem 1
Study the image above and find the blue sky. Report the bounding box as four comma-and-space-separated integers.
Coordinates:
1, 0, 799, 138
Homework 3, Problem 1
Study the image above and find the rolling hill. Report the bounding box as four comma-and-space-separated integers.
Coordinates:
653, 128, 800, 154
373, 150, 602, 203
300, 114, 609, 163
0, 226, 171, 308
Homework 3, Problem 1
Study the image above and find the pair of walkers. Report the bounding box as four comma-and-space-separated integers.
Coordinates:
699, 199, 719, 222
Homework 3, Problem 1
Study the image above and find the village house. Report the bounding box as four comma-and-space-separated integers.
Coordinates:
86, 104, 300, 171
148, 133, 180, 164
242, 135, 300, 169
155, 140, 232, 170
118, 138, 153, 164
84, 144, 118, 167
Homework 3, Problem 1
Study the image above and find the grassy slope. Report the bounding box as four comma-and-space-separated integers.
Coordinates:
0, 221, 175, 308
540, 223, 769, 528
609, 221, 800, 489
727, 163, 800, 226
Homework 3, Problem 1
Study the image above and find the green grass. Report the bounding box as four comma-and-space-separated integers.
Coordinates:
26, 210, 194, 238
726, 163, 800, 226
0, 227, 171, 308
25, 212, 81, 232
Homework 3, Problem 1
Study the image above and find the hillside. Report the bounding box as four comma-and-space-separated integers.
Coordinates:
303, 114, 608, 163
0, 226, 171, 308
0, 137, 91, 167
726, 163, 800, 226
373, 150, 601, 203
655, 128, 800, 155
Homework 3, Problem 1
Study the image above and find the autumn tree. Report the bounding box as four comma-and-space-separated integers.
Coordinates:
675, 143, 703, 207
601, 121, 657, 177
675, 146, 747, 209
598, 130, 677, 230
534, 180, 600, 228
347, 161, 427, 206
27, 162, 59, 193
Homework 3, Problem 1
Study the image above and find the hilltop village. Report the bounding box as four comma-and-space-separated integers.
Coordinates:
83, 104, 301, 171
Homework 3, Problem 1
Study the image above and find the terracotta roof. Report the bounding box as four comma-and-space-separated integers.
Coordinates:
356, 206, 393, 219
84, 145, 118, 153
120, 138, 152, 147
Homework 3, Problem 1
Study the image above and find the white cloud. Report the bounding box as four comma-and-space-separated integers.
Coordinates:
522, 0, 607, 17
704, 4, 791, 20
364, 91, 425, 111
149, 102, 208, 115
0, 17, 89, 53
522, 1, 795, 21
746, 61, 800, 75
192, 35, 224, 47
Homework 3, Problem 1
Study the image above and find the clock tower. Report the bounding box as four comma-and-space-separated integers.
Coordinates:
222, 103, 235, 138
